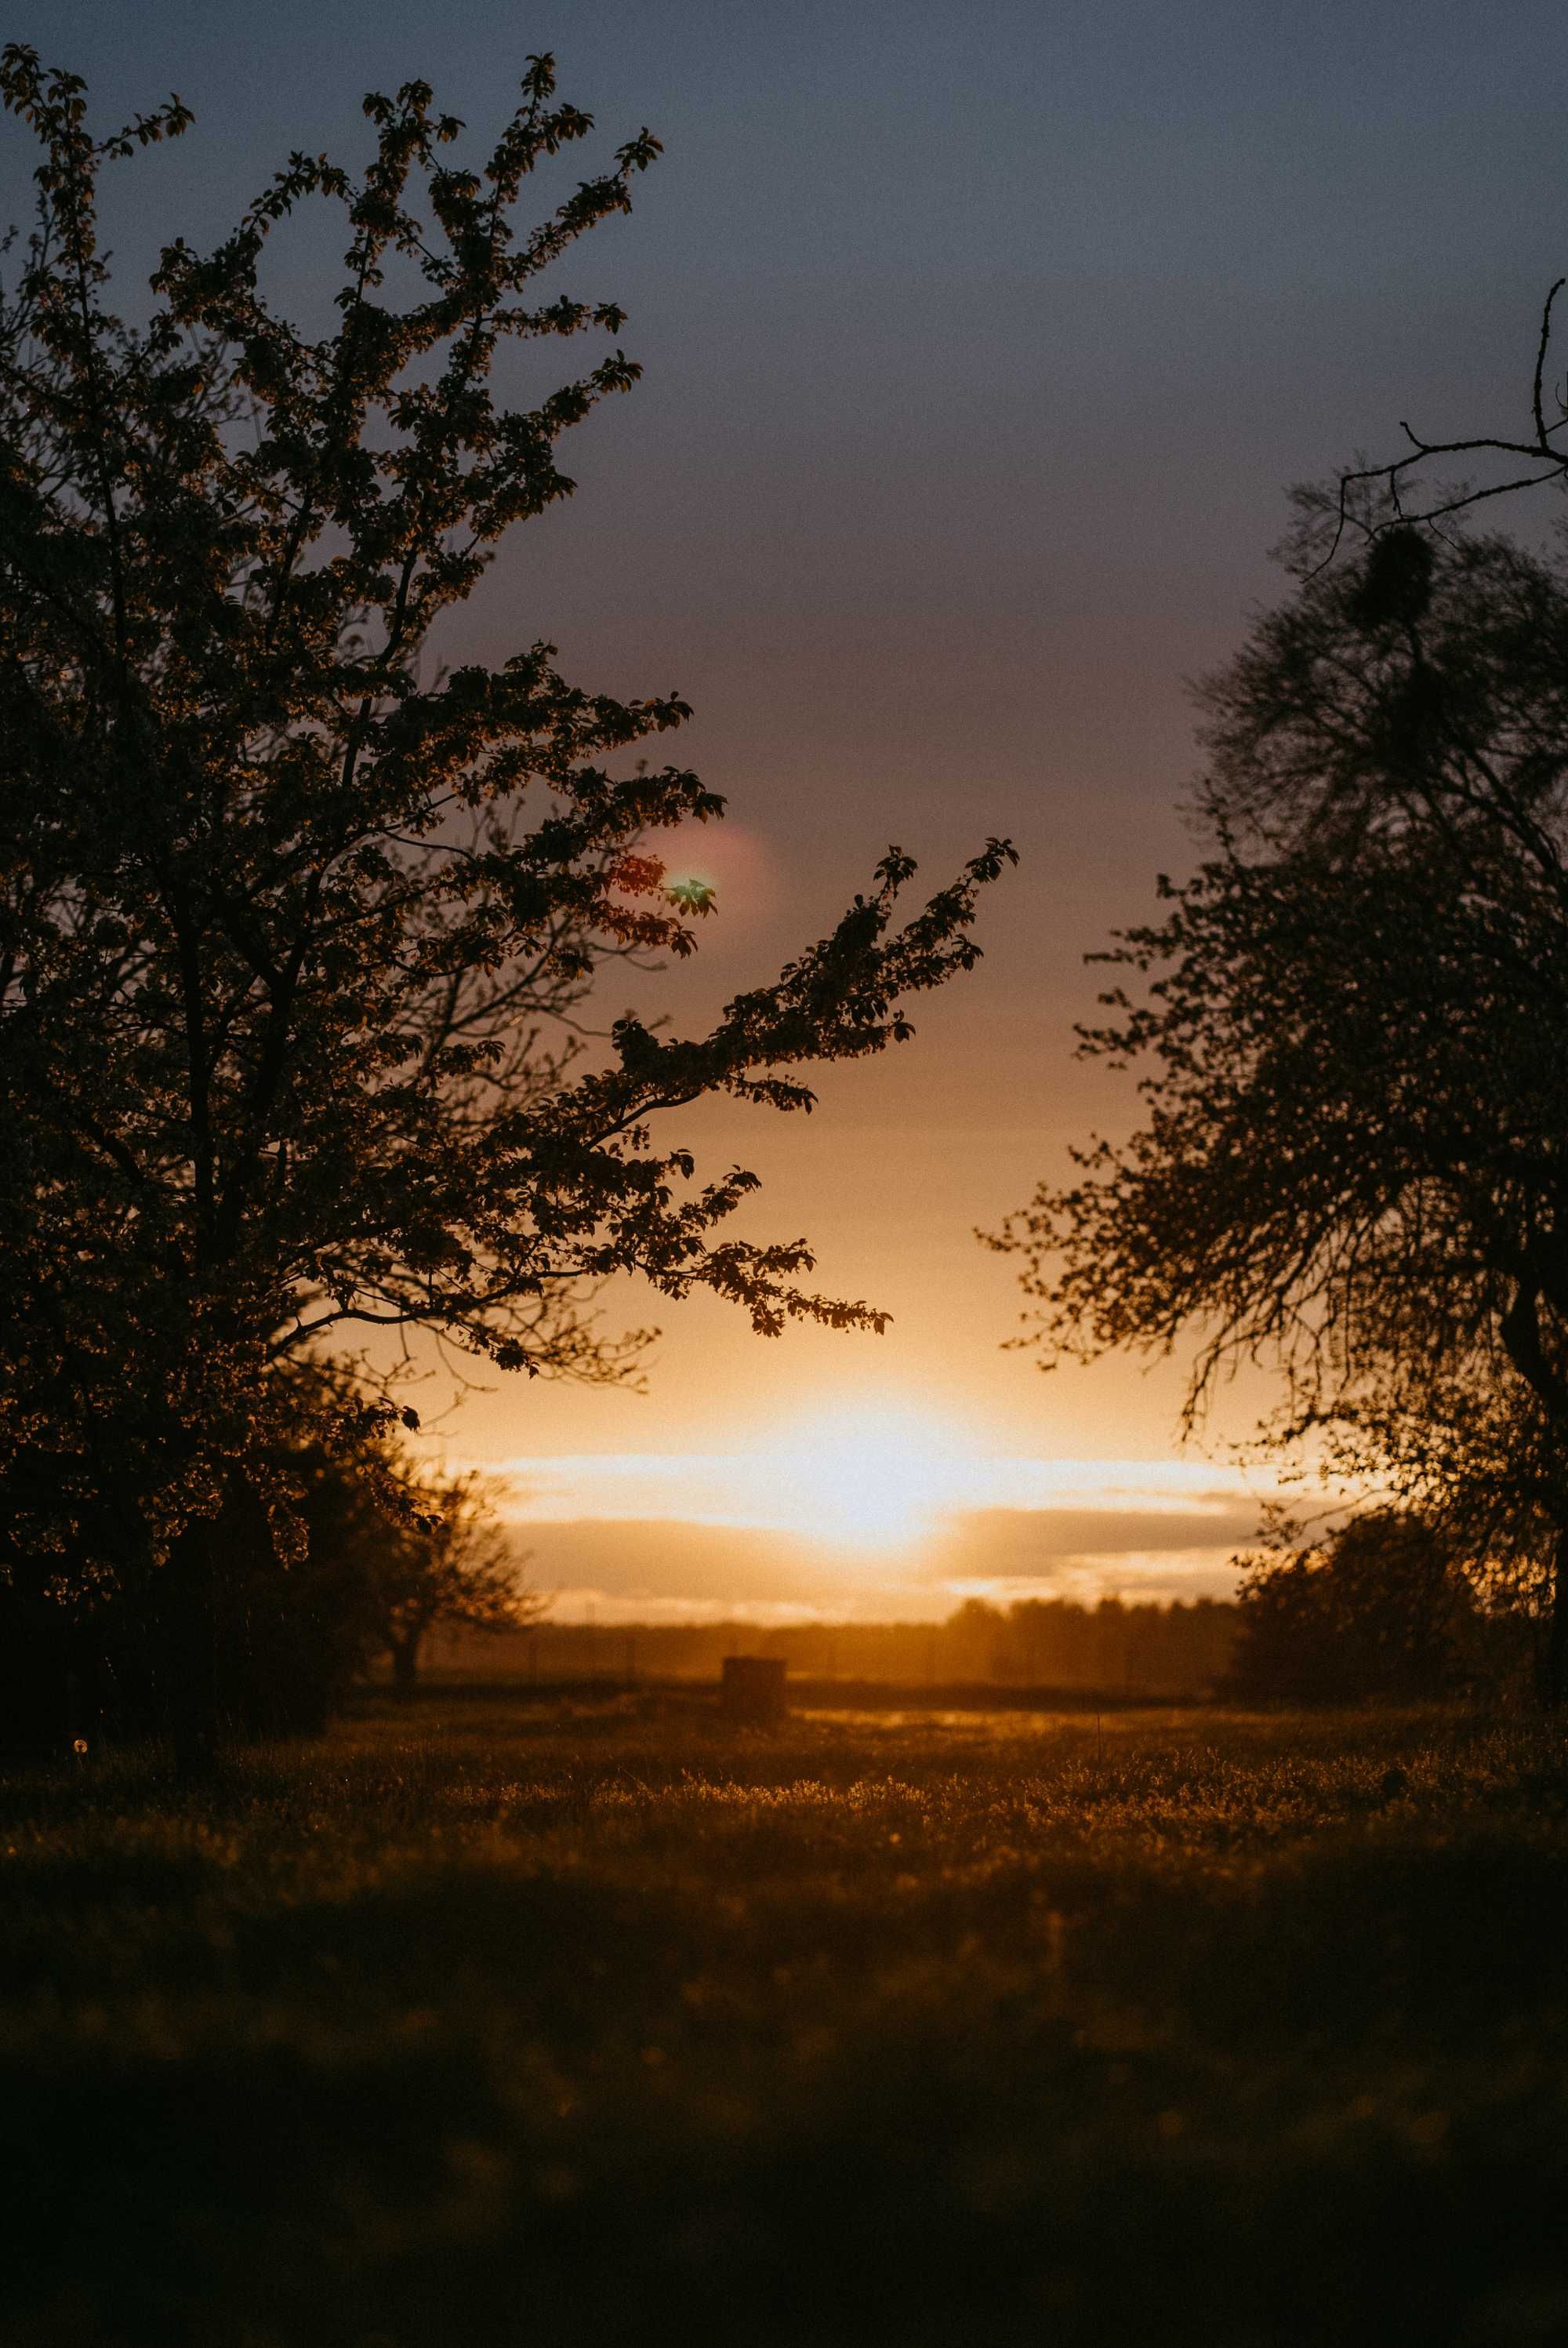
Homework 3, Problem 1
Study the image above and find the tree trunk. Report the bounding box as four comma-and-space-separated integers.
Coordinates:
390, 1634, 421, 1701
1545, 1525, 1568, 1710
165, 1513, 223, 1779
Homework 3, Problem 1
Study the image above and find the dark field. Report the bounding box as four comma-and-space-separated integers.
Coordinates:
4, 1697, 1567, 2348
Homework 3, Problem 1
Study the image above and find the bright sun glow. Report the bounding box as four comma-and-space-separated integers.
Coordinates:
749, 1401, 979, 1550
488, 1415, 1280, 1559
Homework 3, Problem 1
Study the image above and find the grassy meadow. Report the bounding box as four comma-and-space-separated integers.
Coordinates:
4, 1693, 1568, 2347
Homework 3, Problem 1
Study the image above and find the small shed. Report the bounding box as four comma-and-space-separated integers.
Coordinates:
720, 1655, 788, 1723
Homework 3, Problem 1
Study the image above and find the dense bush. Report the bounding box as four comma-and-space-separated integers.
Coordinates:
1, 1404, 531, 1753
1222, 1512, 1511, 1704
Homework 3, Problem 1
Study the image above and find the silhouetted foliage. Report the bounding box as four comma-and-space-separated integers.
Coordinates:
0, 1375, 536, 1743
995, 523, 1568, 1696
1347, 525, 1434, 630
241, 1392, 540, 1725
0, 51, 1011, 1761
1224, 1512, 1477, 1705
372, 1459, 541, 1697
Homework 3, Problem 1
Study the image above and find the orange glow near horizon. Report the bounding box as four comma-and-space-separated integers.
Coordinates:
483, 1398, 1293, 1558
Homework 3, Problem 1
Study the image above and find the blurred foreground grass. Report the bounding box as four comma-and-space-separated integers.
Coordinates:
3, 1696, 1567, 2346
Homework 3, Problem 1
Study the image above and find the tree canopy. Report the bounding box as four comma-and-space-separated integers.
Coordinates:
993, 520, 1568, 1692
1222, 1511, 1483, 1706
0, 49, 1012, 1755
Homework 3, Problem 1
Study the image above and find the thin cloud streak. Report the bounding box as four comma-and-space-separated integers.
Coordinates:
492, 1450, 1283, 1537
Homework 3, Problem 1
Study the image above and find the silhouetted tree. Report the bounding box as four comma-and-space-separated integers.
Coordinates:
0, 1374, 500, 1742
946, 1597, 1005, 1681
1298, 1367, 1568, 1699
177, 1401, 539, 1728
994, 524, 1568, 1696
0, 53, 1011, 1763
1224, 1512, 1474, 1705
373, 1463, 541, 1696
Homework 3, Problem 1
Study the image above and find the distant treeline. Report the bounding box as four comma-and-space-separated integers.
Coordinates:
427, 1594, 1239, 1699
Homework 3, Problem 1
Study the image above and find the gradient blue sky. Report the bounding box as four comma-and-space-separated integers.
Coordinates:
11, 2, 1565, 1606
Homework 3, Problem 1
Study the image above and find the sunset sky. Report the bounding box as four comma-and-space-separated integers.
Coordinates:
19, 0, 1568, 1616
